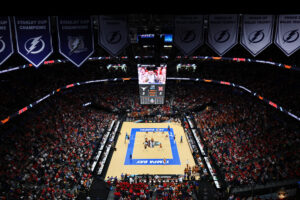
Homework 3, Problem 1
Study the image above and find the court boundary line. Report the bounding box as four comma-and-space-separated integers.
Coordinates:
124, 128, 181, 165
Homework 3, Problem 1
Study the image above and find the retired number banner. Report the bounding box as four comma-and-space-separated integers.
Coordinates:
0, 17, 13, 65
275, 15, 300, 56
207, 14, 239, 56
98, 16, 129, 56
14, 16, 53, 67
173, 15, 204, 56
57, 16, 94, 67
241, 15, 274, 57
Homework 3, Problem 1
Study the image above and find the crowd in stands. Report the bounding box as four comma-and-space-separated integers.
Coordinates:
0, 81, 299, 197
190, 88, 300, 187
107, 174, 196, 200
0, 90, 115, 199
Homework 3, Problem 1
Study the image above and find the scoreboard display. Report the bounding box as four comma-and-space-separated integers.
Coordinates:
138, 64, 167, 104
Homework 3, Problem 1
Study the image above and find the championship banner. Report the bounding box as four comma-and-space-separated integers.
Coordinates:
207, 14, 239, 56
98, 16, 129, 56
241, 15, 274, 57
57, 16, 94, 67
275, 15, 300, 56
173, 15, 204, 56
14, 16, 53, 67
0, 17, 14, 65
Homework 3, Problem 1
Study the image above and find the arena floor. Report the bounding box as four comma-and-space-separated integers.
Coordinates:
105, 122, 196, 180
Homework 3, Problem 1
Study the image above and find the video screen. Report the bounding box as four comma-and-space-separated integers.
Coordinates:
137, 64, 167, 84
164, 34, 173, 43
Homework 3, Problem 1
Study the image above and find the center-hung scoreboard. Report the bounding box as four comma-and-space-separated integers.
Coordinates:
137, 64, 167, 104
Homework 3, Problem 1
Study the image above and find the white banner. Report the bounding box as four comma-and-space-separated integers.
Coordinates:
275, 15, 300, 56
173, 15, 204, 56
98, 16, 129, 56
241, 15, 274, 56
206, 14, 239, 56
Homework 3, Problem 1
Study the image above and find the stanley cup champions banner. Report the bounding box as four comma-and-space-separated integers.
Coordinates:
98, 16, 129, 56
174, 15, 204, 56
14, 16, 53, 67
241, 15, 274, 57
0, 17, 13, 65
275, 15, 300, 56
207, 14, 239, 56
57, 16, 94, 67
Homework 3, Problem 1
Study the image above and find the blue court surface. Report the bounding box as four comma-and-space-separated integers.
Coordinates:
124, 128, 181, 165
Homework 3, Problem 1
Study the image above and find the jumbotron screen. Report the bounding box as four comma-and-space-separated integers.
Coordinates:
137, 64, 167, 104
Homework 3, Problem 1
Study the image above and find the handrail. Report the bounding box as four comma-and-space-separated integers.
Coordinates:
1, 77, 299, 126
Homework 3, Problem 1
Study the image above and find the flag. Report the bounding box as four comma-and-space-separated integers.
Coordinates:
207, 14, 239, 56
173, 15, 204, 55
14, 16, 53, 67
57, 16, 94, 67
240, 15, 274, 56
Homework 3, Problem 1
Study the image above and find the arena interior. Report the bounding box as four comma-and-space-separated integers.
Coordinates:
0, 8, 300, 200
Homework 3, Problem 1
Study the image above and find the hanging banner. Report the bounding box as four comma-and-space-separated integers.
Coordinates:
0, 17, 14, 66
275, 15, 300, 56
98, 16, 129, 56
241, 15, 274, 57
173, 15, 204, 56
207, 14, 239, 56
57, 16, 94, 67
14, 16, 53, 68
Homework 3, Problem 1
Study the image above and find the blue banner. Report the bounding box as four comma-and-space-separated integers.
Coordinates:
0, 17, 14, 65
14, 16, 53, 68
57, 16, 94, 67
98, 16, 129, 56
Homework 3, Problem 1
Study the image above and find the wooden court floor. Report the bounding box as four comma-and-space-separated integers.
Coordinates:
105, 122, 196, 180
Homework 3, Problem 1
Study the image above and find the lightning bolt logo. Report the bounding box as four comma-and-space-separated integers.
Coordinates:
249, 30, 264, 43
283, 29, 299, 43
24, 36, 45, 55
110, 32, 118, 42
69, 38, 81, 55
217, 31, 227, 41
180, 30, 196, 43
0, 36, 5, 53
106, 31, 121, 44
67, 36, 87, 55
214, 30, 230, 43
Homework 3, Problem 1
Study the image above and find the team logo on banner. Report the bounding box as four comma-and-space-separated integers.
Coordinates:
98, 16, 129, 56
106, 31, 122, 44
0, 17, 14, 65
24, 36, 45, 54
275, 15, 300, 56
57, 16, 94, 67
283, 29, 299, 43
180, 30, 196, 43
248, 30, 264, 43
206, 15, 239, 56
174, 15, 204, 56
214, 30, 230, 43
241, 15, 274, 57
67, 36, 87, 55
14, 16, 53, 68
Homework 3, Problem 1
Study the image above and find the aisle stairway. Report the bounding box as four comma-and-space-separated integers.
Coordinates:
197, 180, 220, 200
